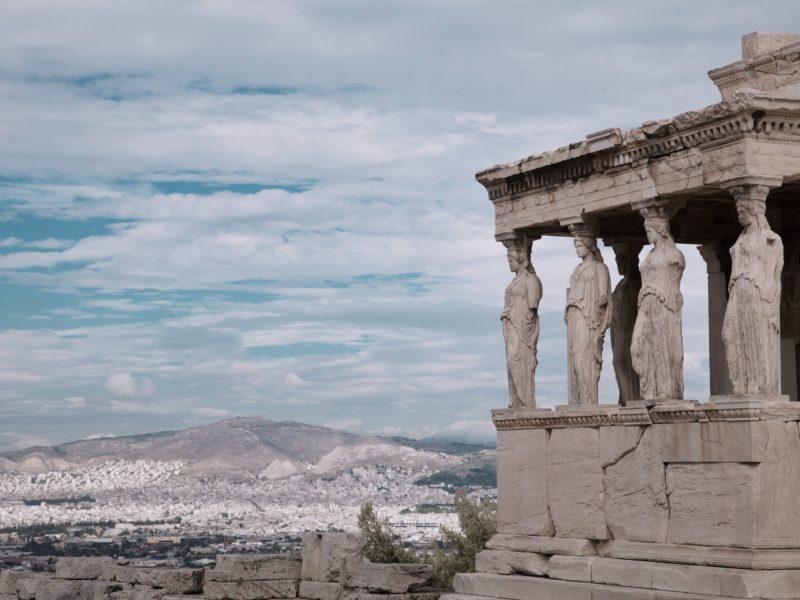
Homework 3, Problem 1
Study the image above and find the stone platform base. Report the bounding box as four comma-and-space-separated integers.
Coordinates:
438, 535, 800, 599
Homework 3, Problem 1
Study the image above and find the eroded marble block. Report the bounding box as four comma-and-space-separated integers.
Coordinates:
754, 420, 800, 547
474, 550, 548, 576
602, 426, 668, 543
659, 421, 768, 463
547, 427, 608, 539
667, 462, 758, 547
495, 429, 553, 535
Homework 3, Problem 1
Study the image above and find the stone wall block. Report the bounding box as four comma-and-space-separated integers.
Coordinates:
25, 578, 82, 600
210, 554, 301, 581
204, 579, 298, 600
495, 429, 553, 536
603, 426, 668, 543
298, 580, 342, 600
108, 587, 165, 600
346, 562, 432, 593
547, 427, 609, 540
77, 580, 126, 600
301, 532, 366, 583
666, 463, 757, 547
342, 592, 440, 600
473, 550, 547, 576
545, 556, 595, 583
56, 557, 115, 580
660, 421, 768, 463
13, 574, 55, 600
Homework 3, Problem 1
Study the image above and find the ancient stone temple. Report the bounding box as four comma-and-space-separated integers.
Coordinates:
443, 33, 800, 600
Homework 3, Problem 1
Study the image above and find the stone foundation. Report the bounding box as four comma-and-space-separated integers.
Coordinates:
0, 533, 439, 600
441, 400, 800, 600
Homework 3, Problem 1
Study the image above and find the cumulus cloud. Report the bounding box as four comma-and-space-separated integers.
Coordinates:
104, 373, 155, 398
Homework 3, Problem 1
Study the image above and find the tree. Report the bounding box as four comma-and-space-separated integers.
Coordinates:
357, 502, 417, 563
431, 491, 496, 588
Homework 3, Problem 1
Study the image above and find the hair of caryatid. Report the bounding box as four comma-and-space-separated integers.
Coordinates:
576, 235, 604, 263
646, 215, 673, 239
737, 198, 771, 229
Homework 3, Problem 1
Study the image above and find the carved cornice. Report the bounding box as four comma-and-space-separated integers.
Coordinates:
476, 96, 800, 204
491, 398, 799, 430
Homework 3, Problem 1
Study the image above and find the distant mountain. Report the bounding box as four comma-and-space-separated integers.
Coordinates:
0, 417, 492, 481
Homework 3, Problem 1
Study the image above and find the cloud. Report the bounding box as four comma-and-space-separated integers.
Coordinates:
104, 373, 155, 398
324, 418, 364, 433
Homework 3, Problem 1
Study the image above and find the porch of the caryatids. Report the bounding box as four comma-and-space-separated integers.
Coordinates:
564, 223, 611, 405
630, 200, 686, 403
720, 177, 784, 397
499, 233, 543, 410
608, 240, 643, 406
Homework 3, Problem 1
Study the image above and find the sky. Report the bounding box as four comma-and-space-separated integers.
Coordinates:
1, 1, 799, 450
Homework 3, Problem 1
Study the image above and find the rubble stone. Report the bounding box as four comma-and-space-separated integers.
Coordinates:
347, 562, 432, 593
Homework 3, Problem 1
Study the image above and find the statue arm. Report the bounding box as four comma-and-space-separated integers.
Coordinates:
526, 275, 543, 312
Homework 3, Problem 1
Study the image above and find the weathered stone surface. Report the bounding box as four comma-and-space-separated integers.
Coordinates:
109, 588, 167, 600
755, 420, 800, 547
599, 425, 643, 467
659, 421, 768, 463
78, 580, 126, 600
666, 462, 757, 547
14, 574, 56, 600
603, 426, 668, 543
347, 562, 431, 593
210, 554, 301, 581
342, 593, 440, 600
485, 534, 596, 557
301, 532, 365, 583
592, 557, 654, 590
57, 557, 115, 580
105, 566, 203, 594
298, 580, 342, 600
0, 570, 28, 595
204, 579, 298, 600
495, 429, 552, 536
546, 555, 595, 583
547, 427, 608, 540
25, 579, 82, 600
473, 550, 547, 576
0, 594, 15, 600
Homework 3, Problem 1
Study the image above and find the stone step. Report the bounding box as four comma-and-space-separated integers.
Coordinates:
438, 594, 503, 600
453, 571, 797, 600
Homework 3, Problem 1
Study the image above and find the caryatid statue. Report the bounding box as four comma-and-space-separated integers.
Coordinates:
610, 241, 643, 405
501, 236, 543, 409
565, 232, 611, 405
722, 184, 784, 395
630, 205, 686, 401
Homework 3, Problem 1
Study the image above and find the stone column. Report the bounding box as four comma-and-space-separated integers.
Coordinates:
698, 243, 733, 396
720, 177, 784, 397
608, 241, 643, 405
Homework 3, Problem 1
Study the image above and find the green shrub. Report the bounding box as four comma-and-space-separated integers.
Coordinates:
357, 501, 417, 563
431, 492, 497, 588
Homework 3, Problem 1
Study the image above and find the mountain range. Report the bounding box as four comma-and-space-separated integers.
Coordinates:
0, 417, 494, 481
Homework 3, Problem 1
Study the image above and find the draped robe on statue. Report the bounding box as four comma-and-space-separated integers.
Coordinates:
611, 272, 641, 405
502, 269, 542, 409
566, 260, 611, 405
723, 227, 783, 395
630, 247, 685, 400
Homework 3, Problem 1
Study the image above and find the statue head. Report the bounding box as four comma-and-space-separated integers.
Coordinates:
574, 235, 603, 262
504, 237, 533, 274
612, 243, 642, 277
644, 216, 672, 245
